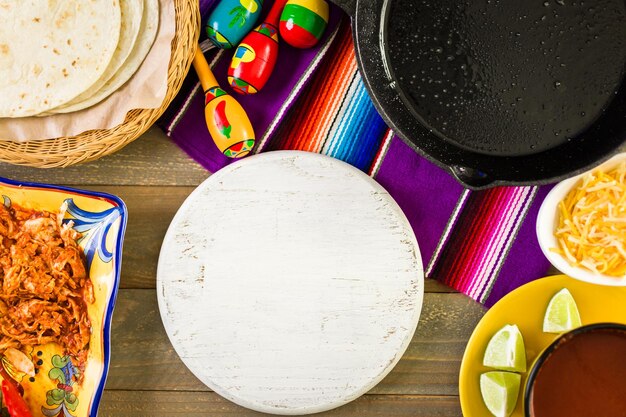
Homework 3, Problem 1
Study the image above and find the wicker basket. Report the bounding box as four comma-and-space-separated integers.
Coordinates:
0, 0, 199, 168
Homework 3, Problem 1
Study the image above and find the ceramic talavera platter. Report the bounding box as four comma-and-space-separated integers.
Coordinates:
0, 177, 127, 417
157, 151, 425, 415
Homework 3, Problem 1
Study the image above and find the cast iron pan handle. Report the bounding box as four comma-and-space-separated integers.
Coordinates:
450, 166, 494, 189
330, 0, 356, 16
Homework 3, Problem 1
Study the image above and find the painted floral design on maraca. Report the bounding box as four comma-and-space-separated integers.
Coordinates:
230, 0, 261, 28
207, 0, 265, 49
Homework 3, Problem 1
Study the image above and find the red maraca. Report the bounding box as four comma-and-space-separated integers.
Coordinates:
228, 0, 289, 94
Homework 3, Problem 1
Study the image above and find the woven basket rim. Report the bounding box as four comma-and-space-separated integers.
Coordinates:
0, 0, 199, 168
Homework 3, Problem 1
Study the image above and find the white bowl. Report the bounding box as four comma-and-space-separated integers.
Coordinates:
536, 152, 626, 286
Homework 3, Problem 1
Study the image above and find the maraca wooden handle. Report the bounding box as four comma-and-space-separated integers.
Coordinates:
193, 48, 256, 158
193, 48, 219, 91
265, 0, 288, 25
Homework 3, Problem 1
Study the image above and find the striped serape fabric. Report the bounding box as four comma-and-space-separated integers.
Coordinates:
158, 2, 552, 307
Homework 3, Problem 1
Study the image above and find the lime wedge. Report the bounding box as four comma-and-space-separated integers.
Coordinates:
480, 371, 521, 417
483, 324, 527, 372
543, 288, 582, 333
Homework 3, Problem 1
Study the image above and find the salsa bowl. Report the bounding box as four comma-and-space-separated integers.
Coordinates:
524, 323, 626, 417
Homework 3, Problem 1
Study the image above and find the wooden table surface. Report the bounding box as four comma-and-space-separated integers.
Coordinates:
0, 128, 488, 417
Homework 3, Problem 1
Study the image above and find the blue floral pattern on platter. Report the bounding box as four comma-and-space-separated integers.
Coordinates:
63, 199, 123, 270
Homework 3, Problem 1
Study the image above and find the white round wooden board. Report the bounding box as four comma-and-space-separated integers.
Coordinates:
157, 151, 424, 415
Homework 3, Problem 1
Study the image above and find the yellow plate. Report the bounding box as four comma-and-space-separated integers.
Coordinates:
459, 275, 626, 417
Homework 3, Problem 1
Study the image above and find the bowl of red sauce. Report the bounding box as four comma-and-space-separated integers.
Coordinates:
524, 323, 626, 417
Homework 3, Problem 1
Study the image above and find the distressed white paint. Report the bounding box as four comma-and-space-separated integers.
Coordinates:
157, 151, 424, 415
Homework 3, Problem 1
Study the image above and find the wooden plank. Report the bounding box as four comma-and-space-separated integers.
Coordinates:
106, 290, 484, 396
0, 128, 210, 186
424, 279, 457, 293
374, 293, 485, 395
99, 391, 462, 417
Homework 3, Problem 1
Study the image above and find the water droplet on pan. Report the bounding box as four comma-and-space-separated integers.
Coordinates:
382, 0, 626, 156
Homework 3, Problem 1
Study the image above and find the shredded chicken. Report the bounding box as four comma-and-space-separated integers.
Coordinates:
0, 203, 93, 368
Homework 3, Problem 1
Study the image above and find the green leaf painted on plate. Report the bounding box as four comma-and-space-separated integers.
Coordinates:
66, 393, 79, 411
48, 368, 65, 385
46, 389, 65, 405
51, 355, 70, 369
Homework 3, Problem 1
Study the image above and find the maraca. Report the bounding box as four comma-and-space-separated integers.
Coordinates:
192, 47, 255, 158
279, 0, 329, 49
227, 0, 289, 94
206, 0, 264, 49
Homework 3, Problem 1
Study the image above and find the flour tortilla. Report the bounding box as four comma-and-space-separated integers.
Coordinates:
0, 1, 121, 117
51, 0, 159, 114
51, 0, 144, 113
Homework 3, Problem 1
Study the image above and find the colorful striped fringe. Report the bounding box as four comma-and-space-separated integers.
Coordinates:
158, 9, 552, 307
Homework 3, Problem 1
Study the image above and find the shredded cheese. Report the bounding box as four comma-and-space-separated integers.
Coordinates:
553, 162, 626, 277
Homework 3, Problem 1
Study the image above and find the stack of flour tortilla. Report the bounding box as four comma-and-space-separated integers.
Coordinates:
0, 0, 159, 118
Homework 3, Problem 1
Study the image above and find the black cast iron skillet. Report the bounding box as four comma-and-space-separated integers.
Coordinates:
331, 0, 626, 189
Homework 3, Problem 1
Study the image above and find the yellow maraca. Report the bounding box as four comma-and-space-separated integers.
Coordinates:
192, 47, 255, 158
